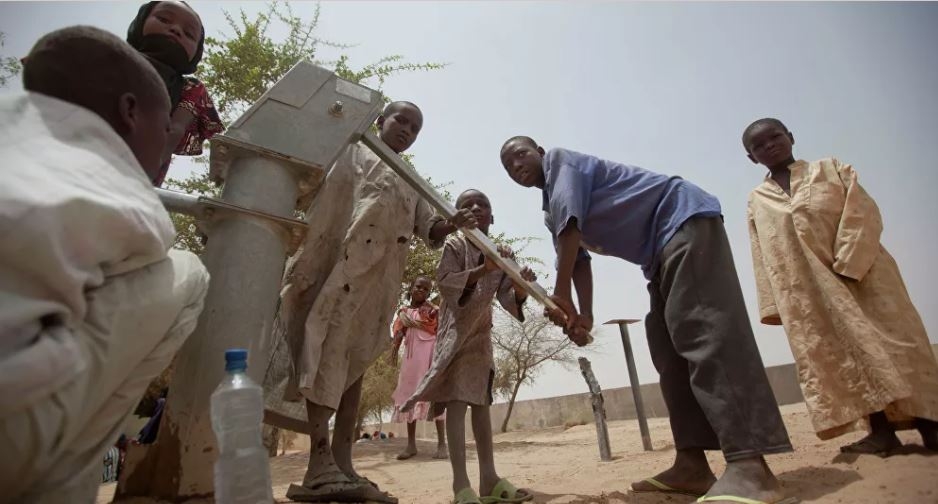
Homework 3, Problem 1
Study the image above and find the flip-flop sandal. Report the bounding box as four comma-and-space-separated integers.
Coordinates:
286, 471, 398, 503
840, 436, 901, 456
454, 487, 482, 504
480, 479, 533, 504
630, 477, 704, 497
697, 495, 799, 504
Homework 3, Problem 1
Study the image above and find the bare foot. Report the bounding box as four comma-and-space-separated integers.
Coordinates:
433, 444, 449, 459
302, 458, 346, 489
630, 449, 716, 497
396, 446, 418, 460
289, 470, 397, 504
701, 456, 788, 503
840, 431, 902, 456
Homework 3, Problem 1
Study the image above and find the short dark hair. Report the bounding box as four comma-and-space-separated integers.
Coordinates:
411, 275, 432, 286
23, 25, 168, 126
383, 100, 421, 116
455, 188, 490, 209
742, 118, 789, 148
501, 135, 538, 153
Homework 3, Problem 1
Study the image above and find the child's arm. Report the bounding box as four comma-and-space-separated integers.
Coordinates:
571, 255, 593, 330
830, 159, 883, 281
490, 245, 533, 320
429, 209, 477, 242
747, 204, 781, 325
436, 239, 495, 308
460, 255, 499, 305
512, 266, 535, 304
542, 152, 593, 333
550, 219, 592, 331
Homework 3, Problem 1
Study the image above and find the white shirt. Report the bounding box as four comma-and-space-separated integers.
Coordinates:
0, 92, 175, 412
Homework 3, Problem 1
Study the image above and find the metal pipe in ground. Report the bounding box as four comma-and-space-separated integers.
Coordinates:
605, 319, 653, 451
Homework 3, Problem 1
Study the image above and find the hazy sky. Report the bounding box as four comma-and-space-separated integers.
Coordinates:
2, 2, 936, 403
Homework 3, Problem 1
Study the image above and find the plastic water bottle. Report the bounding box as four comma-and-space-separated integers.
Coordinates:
210, 349, 274, 503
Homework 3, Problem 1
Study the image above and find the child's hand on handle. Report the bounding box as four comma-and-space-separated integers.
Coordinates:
485, 244, 515, 273
566, 315, 592, 347
566, 326, 591, 347
450, 208, 478, 230
546, 294, 591, 347
545, 294, 577, 328
512, 265, 537, 291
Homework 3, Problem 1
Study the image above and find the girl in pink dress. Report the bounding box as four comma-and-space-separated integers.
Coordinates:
389, 276, 447, 460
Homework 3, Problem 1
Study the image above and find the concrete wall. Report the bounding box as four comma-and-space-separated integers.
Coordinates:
487, 362, 805, 434
362, 344, 938, 441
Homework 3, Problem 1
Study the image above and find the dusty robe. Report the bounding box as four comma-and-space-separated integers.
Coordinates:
262, 142, 443, 429
402, 235, 525, 415
747, 157, 938, 439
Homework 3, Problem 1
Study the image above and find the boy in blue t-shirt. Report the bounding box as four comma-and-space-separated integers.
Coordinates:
500, 136, 796, 504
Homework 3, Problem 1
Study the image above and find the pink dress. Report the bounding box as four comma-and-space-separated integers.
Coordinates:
391, 306, 444, 423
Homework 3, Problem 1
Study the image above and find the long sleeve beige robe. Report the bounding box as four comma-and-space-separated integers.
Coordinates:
262, 142, 444, 429
747, 157, 938, 439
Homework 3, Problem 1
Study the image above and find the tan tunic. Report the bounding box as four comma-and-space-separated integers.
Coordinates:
747, 158, 938, 439
403, 235, 524, 413
263, 142, 443, 426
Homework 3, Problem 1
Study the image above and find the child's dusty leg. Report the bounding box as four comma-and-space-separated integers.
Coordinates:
434, 419, 449, 459
446, 402, 472, 494
471, 404, 500, 495
304, 399, 342, 485
472, 404, 532, 499
407, 421, 418, 451
332, 377, 364, 478
300, 388, 396, 503
397, 421, 419, 460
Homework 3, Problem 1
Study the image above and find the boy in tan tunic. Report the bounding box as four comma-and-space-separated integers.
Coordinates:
743, 117, 938, 455
403, 189, 535, 504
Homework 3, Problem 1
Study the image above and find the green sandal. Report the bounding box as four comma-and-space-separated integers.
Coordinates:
631, 477, 703, 497
454, 487, 482, 504
480, 479, 534, 504
697, 495, 799, 504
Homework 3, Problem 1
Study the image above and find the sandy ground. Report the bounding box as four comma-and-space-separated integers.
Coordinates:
98, 403, 938, 503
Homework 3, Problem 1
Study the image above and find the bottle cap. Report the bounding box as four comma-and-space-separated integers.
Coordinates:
224, 348, 248, 372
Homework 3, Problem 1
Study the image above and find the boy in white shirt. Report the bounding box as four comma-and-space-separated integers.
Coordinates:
0, 25, 209, 503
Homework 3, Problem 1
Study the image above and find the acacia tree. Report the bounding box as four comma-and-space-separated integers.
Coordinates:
163, 2, 443, 256
492, 304, 579, 433
0, 32, 22, 87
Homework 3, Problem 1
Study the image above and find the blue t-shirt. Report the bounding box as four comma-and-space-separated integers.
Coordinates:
542, 147, 722, 279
